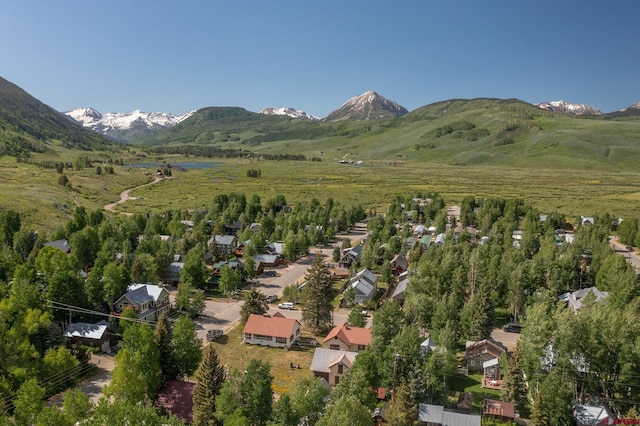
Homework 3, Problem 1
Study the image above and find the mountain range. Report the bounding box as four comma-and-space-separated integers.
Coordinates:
2, 75, 640, 171
65, 107, 195, 142
536, 100, 602, 116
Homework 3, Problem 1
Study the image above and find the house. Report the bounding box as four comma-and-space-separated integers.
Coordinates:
155, 380, 195, 424
225, 220, 243, 235
266, 242, 285, 256
420, 235, 432, 249
345, 269, 378, 304
212, 259, 244, 276
420, 337, 438, 354
465, 338, 507, 372
413, 224, 426, 236
581, 216, 595, 227
405, 236, 418, 250
574, 403, 615, 426
243, 313, 301, 349
483, 399, 515, 421
323, 323, 372, 352
310, 348, 358, 386
418, 403, 481, 426
254, 253, 280, 269
114, 283, 171, 323
434, 233, 446, 246
391, 275, 409, 304
339, 244, 362, 269
63, 320, 111, 352
559, 286, 609, 312
482, 358, 502, 388
390, 254, 409, 276
168, 261, 184, 284
208, 234, 238, 256
43, 239, 71, 253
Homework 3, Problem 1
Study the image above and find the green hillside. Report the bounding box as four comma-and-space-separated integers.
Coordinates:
0, 77, 121, 156
137, 98, 640, 171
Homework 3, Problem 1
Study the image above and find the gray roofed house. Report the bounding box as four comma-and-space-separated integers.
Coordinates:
114, 283, 171, 323
346, 269, 378, 304
64, 320, 111, 352
169, 261, 185, 284
339, 244, 362, 269
310, 348, 358, 386
574, 403, 614, 426
418, 403, 481, 426
559, 286, 609, 312
391, 276, 409, 304
208, 234, 238, 255
420, 337, 438, 353
266, 242, 285, 256
43, 239, 71, 253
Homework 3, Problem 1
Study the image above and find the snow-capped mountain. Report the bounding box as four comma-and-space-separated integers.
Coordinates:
324, 90, 409, 122
258, 107, 319, 121
607, 101, 640, 118
537, 100, 602, 116
65, 107, 195, 141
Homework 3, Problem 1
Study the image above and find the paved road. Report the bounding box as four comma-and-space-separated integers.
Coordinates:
609, 235, 640, 271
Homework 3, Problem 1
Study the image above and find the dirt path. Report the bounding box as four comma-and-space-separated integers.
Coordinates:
48, 354, 115, 406
103, 175, 163, 215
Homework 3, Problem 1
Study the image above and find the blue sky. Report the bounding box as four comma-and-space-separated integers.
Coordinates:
1, 1, 639, 117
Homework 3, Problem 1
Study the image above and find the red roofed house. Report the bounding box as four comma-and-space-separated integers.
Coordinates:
323, 323, 372, 352
243, 313, 301, 349
155, 380, 195, 423
483, 398, 516, 421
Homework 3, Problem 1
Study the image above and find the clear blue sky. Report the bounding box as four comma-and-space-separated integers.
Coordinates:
1, 1, 638, 117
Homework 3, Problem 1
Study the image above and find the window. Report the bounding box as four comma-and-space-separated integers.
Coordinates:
276, 337, 286, 344
338, 364, 343, 374
470, 360, 475, 366
357, 345, 366, 351
330, 344, 340, 350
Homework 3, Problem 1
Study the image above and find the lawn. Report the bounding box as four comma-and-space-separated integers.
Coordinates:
447, 373, 502, 413
208, 324, 320, 395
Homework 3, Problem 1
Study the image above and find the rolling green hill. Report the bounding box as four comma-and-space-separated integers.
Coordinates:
137, 98, 640, 171
0, 76, 121, 156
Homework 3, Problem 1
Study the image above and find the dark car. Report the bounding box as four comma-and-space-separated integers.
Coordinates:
502, 322, 522, 333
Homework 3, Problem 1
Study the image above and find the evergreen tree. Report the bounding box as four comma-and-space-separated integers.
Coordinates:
501, 342, 528, 416
242, 359, 273, 426
300, 255, 334, 333
460, 279, 494, 341
158, 313, 178, 382
530, 369, 574, 426
193, 344, 225, 426
240, 289, 268, 326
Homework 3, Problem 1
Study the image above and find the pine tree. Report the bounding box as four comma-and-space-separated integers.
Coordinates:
502, 342, 529, 416
300, 255, 334, 333
461, 279, 494, 341
193, 344, 225, 426
155, 313, 178, 382
240, 289, 268, 326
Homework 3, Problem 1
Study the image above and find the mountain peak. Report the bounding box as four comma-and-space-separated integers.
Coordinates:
537, 100, 602, 116
258, 107, 318, 121
324, 90, 408, 122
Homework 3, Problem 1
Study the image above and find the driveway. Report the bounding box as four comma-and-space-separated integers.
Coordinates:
48, 354, 115, 406
491, 328, 520, 350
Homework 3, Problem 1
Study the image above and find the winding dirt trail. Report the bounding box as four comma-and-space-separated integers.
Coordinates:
103, 175, 163, 215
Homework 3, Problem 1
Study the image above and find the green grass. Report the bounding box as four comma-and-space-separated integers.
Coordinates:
448, 373, 502, 413
208, 324, 319, 394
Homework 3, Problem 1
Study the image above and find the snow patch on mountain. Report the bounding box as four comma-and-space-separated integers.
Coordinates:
324, 90, 409, 122
537, 100, 602, 116
65, 107, 195, 134
259, 107, 318, 121
619, 101, 640, 112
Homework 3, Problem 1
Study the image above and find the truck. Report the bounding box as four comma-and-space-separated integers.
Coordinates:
206, 329, 224, 341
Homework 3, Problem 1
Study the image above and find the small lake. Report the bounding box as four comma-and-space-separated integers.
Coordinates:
129, 162, 223, 170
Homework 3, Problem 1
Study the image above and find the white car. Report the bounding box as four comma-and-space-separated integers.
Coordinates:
278, 302, 294, 310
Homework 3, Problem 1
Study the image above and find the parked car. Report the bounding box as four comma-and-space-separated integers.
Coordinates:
206, 329, 224, 341
502, 322, 522, 333
278, 302, 294, 310
266, 294, 278, 303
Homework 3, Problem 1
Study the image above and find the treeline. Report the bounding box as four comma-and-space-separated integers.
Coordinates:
148, 145, 307, 161
16, 156, 124, 171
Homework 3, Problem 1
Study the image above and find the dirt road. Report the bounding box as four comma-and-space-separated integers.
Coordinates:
103, 175, 164, 215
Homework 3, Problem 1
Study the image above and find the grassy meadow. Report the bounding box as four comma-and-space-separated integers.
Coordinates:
2, 151, 640, 232
113, 157, 640, 221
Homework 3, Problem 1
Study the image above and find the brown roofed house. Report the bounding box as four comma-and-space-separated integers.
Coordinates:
483, 398, 516, 421
465, 338, 507, 373
323, 323, 372, 352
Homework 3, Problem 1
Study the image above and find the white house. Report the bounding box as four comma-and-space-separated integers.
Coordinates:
114, 283, 171, 323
